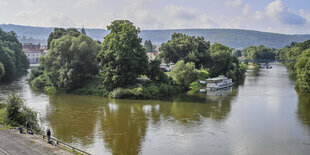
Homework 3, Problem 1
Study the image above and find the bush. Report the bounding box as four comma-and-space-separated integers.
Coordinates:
30, 73, 51, 90
130, 85, 151, 99
0, 62, 5, 80
70, 78, 108, 96
5, 93, 39, 129
110, 88, 132, 99
28, 69, 43, 81
198, 70, 209, 80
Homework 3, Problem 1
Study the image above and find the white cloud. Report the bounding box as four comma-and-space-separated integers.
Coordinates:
226, 0, 243, 7
164, 5, 197, 20
12, 9, 76, 27
0, 0, 7, 8
264, 0, 306, 25
74, 0, 99, 9
242, 4, 250, 15
299, 10, 310, 24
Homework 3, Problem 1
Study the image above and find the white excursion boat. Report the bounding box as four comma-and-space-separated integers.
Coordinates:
206, 75, 233, 90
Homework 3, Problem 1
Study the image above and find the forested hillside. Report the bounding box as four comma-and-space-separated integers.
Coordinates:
1, 24, 310, 49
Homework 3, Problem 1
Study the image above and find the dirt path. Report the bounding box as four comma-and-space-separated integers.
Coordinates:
0, 126, 72, 155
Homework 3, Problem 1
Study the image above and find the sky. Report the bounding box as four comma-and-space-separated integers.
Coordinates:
0, 0, 310, 34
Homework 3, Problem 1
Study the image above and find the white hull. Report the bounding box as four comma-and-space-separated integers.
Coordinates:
206, 82, 233, 90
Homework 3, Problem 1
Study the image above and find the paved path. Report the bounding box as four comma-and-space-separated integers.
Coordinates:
0, 127, 72, 155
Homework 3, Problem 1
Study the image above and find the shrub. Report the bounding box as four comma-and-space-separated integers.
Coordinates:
110, 88, 132, 99
30, 73, 51, 90
5, 93, 39, 129
198, 70, 209, 80
130, 85, 151, 99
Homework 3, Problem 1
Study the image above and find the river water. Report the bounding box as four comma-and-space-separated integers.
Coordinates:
0, 63, 310, 155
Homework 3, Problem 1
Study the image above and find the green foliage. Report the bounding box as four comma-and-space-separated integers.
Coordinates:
70, 78, 108, 96
276, 40, 310, 93
47, 28, 81, 49
295, 49, 310, 92
171, 60, 199, 90
42, 34, 100, 90
97, 20, 149, 91
198, 70, 209, 80
159, 33, 211, 68
0, 28, 29, 82
0, 108, 6, 125
81, 27, 86, 35
209, 43, 246, 81
110, 88, 132, 99
5, 93, 39, 129
242, 45, 275, 60
0, 62, 4, 79
110, 82, 179, 99
30, 73, 52, 90
144, 40, 155, 52
148, 59, 169, 83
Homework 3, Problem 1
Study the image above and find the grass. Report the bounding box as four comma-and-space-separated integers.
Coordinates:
0, 108, 6, 125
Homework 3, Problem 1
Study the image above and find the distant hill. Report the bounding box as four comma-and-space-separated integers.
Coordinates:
1, 24, 310, 49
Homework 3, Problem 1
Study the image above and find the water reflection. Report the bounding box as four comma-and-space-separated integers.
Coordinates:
46, 89, 237, 154
297, 92, 310, 132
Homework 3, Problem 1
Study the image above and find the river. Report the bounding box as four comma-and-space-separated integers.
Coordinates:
0, 63, 310, 155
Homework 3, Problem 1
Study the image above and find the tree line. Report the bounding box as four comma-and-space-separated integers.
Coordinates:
30, 20, 248, 99
275, 41, 310, 93
0, 28, 29, 82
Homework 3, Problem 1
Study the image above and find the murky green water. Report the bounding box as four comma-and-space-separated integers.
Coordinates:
1, 63, 310, 155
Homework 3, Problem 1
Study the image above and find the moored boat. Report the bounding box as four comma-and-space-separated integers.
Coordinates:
206, 75, 233, 90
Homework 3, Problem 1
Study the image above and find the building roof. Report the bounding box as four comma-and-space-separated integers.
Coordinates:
22, 49, 42, 53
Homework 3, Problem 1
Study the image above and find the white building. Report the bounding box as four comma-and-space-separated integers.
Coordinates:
22, 43, 47, 64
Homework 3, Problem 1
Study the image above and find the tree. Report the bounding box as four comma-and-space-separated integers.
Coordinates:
97, 20, 149, 91
42, 34, 100, 90
242, 45, 275, 60
295, 49, 310, 92
144, 40, 155, 53
171, 60, 199, 90
159, 33, 210, 68
209, 43, 246, 81
147, 59, 168, 83
47, 28, 81, 49
0, 28, 29, 82
5, 93, 39, 129
209, 43, 233, 77
0, 62, 4, 79
81, 27, 86, 35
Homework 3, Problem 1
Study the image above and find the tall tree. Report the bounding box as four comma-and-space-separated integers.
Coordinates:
47, 28, 81, 49
81, 27, 86, 35
97, 20, 148, 91
171, 60, 199, 90
144, 40, 154, 53
242, 45, 275, 60
41, 34, 100, 90
295, 49, 310, 92
0, 28, 29, 82
159, 33, 210, 68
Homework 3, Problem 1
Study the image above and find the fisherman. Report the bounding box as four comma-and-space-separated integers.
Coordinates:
47, 129, 51, 143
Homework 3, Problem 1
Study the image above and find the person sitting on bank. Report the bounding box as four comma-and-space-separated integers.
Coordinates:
47, 129, 51, 143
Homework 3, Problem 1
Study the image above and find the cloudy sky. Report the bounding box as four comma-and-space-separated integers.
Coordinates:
0, 0, 310, 34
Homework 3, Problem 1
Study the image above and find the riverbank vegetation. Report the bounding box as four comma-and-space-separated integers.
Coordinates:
0, 93, 39, 130
29, 20, 246, 99
275, 40, 310, 93
242, 45, 275, 60
0, 28, 29, 82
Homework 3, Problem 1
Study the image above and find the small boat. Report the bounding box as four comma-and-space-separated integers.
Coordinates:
206, 75, 233, 90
